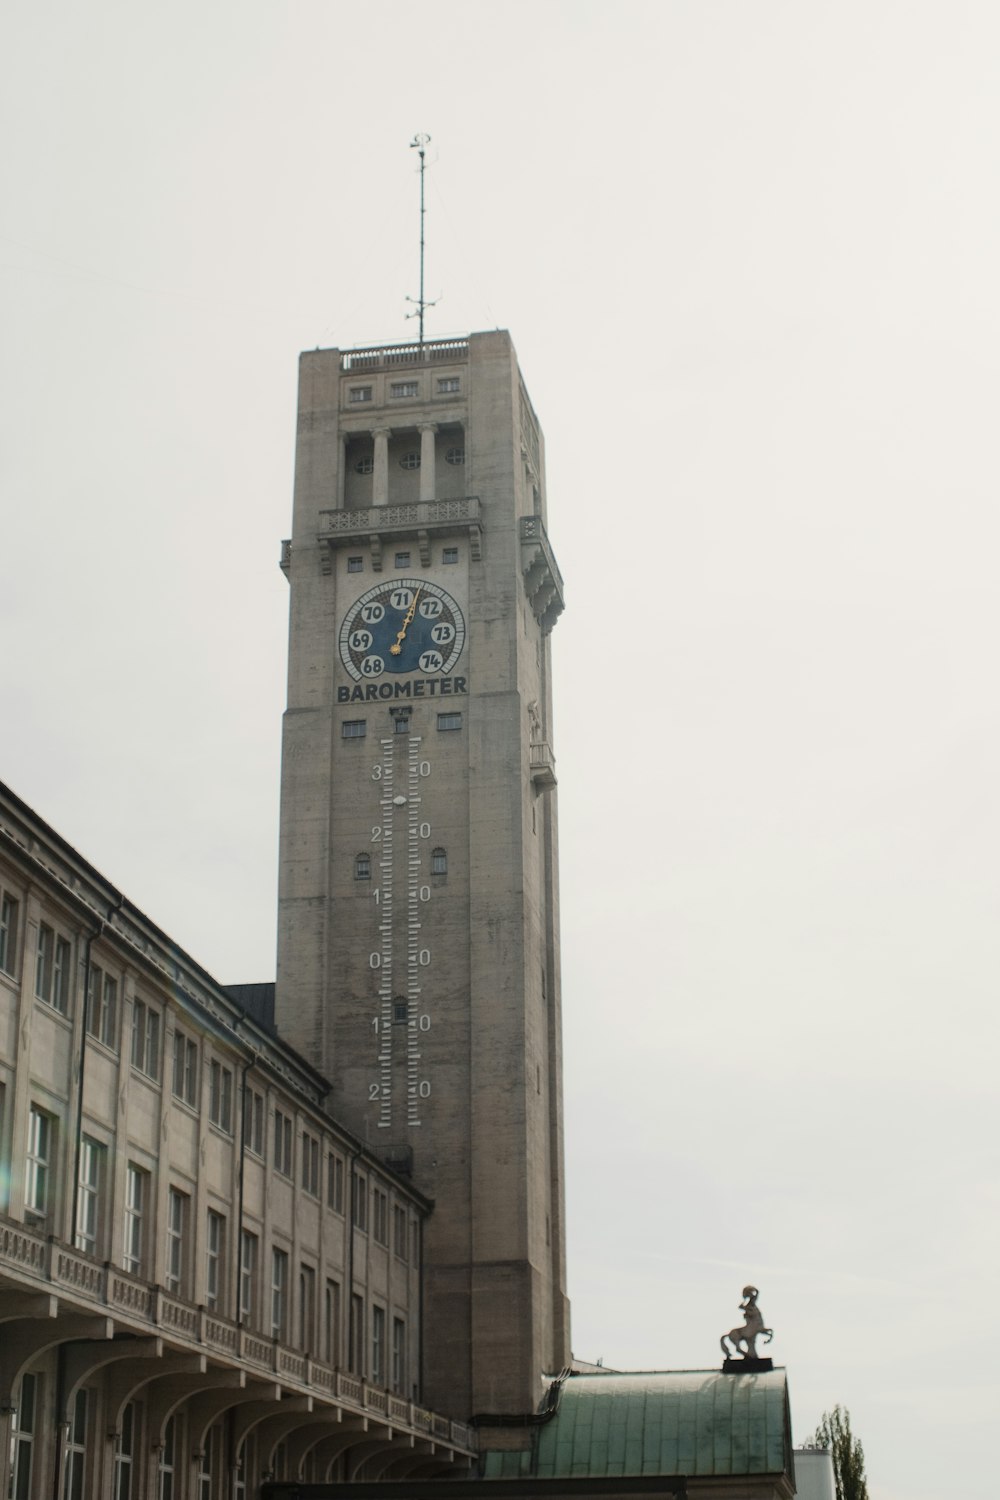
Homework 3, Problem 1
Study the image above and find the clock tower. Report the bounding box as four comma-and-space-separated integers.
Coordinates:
275, 330, 569, 1422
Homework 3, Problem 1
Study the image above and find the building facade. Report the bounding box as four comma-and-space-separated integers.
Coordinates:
0, 780, 475, 1499
275, 332, 570, 1421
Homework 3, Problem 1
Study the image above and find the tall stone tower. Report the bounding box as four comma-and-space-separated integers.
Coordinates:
275, 331, 569, 1421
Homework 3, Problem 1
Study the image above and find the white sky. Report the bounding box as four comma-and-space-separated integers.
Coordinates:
3, 5, 998, 1497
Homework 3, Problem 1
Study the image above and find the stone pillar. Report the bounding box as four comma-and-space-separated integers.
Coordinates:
372, 428, 391, 508
418, 423, 438, 504
337, 435, 347, 511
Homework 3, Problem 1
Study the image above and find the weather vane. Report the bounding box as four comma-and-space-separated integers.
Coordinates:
406, 133, 439, 347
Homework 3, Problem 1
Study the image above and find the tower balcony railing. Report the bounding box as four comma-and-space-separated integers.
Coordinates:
0, 1212, 477, 1456
341, 339, 469, 371
317, 496, 482, 570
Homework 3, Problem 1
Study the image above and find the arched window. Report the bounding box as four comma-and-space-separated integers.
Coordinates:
431, 848, 447, 876
354, 854, 371, 881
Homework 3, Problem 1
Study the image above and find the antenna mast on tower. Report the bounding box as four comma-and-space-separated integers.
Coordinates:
406, 133, 438, 347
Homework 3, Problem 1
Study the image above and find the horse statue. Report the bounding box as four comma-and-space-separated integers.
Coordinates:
721, 1285, 773, 1359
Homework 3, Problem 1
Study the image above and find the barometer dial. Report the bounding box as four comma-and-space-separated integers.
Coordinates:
339, 578, 466, 682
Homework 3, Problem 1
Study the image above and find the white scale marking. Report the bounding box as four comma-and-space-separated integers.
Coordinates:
376, 740, 394, 1129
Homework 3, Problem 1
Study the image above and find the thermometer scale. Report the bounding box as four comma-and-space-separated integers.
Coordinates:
371, 733, 433, 1128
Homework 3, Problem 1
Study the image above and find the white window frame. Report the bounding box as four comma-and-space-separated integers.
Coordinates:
63, 1387, 88, 1500
271, 1248, 288, 1340
75, 1135, 103, 1255
172, 1030, 198, 1107
86, 964, 118, 1049
11, 1372, 38, 1499
123, 1164, 146, 1275
113, 1401, 136, 1500
243, 1089, 264, 1157
36, 923, 71, 1013
205, 1209, 224, 1311
165, 1188, 187, 1295
25, 1105, 51, 1219
131, 1000, 161, 1080
0, 889, 19, 976
239, 1229, 258, 1326
372, 1303, 385, 1386
392, 1316, 406, 1393
208, 1060, 233, 1132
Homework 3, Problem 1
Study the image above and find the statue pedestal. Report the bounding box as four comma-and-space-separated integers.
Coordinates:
722, 1357, 773, 1373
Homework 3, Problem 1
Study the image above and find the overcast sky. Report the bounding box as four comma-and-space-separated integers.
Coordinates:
3, 5, 998, 1497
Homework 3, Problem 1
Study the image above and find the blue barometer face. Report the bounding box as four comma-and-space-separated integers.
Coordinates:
338, 578, 466, 683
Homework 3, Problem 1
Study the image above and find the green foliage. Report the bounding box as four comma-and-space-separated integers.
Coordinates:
810, 1405, 869, 1500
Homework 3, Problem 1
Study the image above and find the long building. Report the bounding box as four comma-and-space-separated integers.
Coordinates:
0, 778, 475, 1498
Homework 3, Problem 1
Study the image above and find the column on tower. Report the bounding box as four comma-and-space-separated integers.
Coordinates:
372, 426, 391, 506
337, 434, 347, 510
418, 422, 438, 503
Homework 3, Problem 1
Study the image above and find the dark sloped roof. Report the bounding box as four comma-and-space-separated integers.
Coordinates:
483, 1369, 791, 1480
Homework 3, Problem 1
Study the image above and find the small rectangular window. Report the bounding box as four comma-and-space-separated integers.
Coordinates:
0, 891, 19, 976
131, 999, 161, 1080
165, 1187, 189, 1294
342, 720, 367, 739
206, 1209, 225, 1311
240, 1230, 258, 1326
350, 1293, 365, 1375
437, 377, 460, 394
271, 1248, 289, 1340
172, 1030, 199, 1107
208, 1060, 233, 1132
349, 386, 372, 403
244, 1089, 265, 1157
87, 964, 118, 1049
75, 1135, 104, 1255
301, 1132, 320, 1196
327, 1153, 345, 1214
394, 551, 410, 568
442, 547, 459, 564
392, 1316, 406, 1393
35, 924, 71, 1013
390, 381, 418, 398
25, 1105, 52, 1219
437, 713, 462, 732
64, 1389, 87, 1500
372, 1303, 386, 1385
113, 1400, 134, 1500
393, 1204, 408, 1260
123, 1164, 147, 1275
352, 1172, 367, 1231
347, 556, 363, 573
274, 1110, 293, 1177
11, 1372, 38, 1500
324, 1279, 341, 1365
372, 1188, 388, 1245
299, 1263, 315, 1350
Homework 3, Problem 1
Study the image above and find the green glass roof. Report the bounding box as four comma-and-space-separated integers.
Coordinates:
482, 1369, 791, 1480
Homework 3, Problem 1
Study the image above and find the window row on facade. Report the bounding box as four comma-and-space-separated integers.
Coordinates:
346, 545, 460, 573
348, 375, 460, 403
